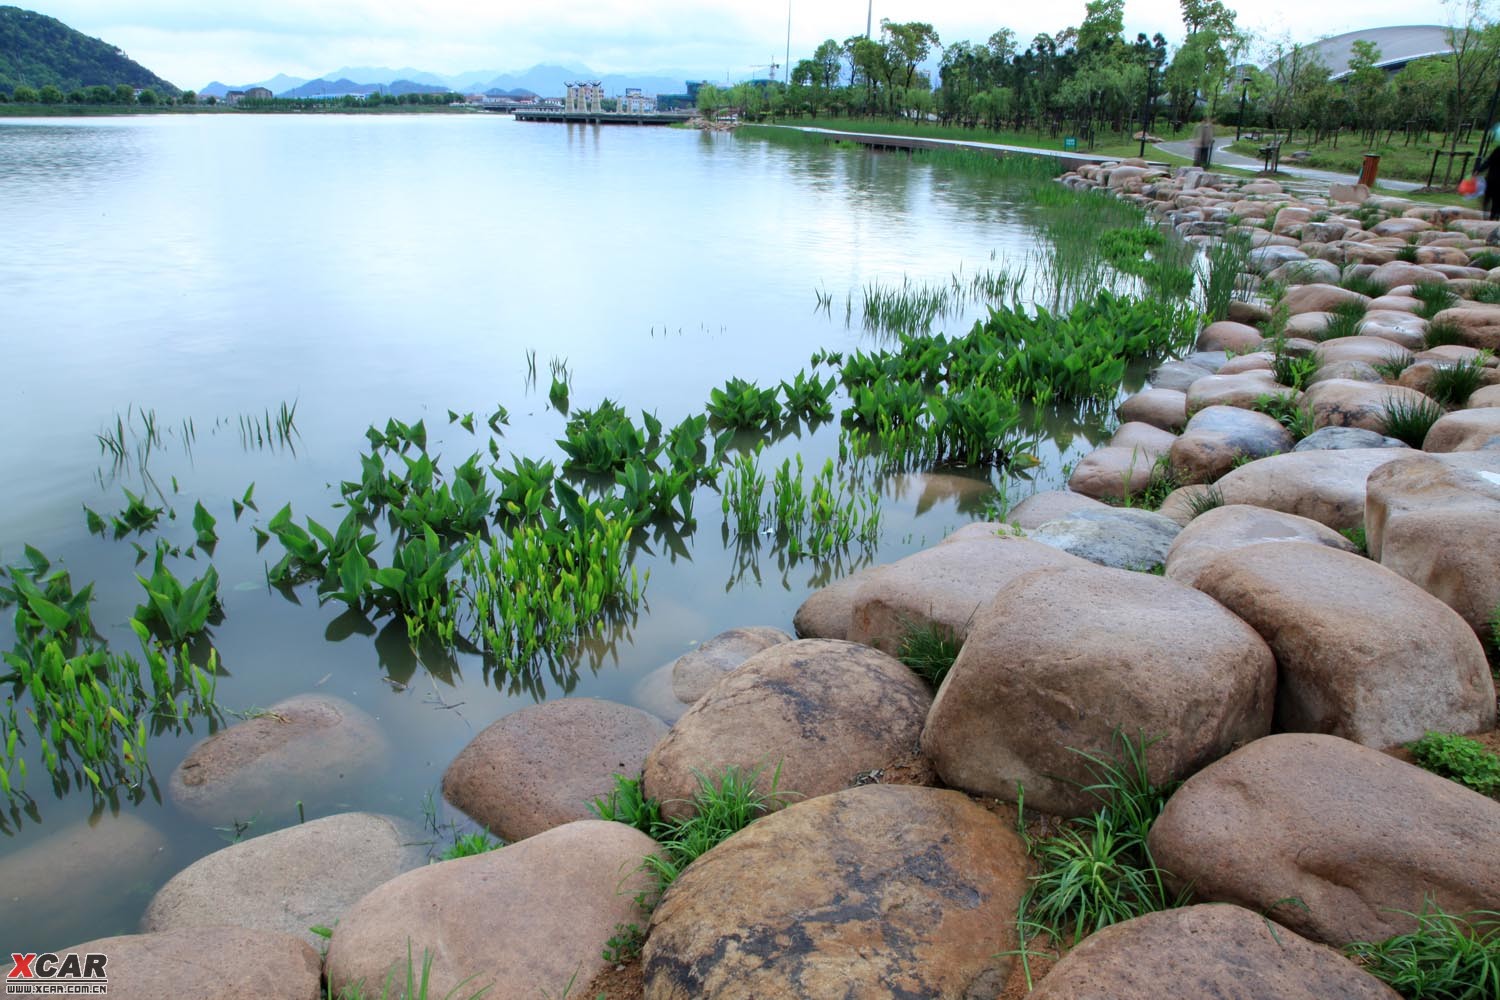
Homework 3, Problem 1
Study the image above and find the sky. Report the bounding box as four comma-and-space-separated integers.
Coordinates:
25, 0, 1464, 89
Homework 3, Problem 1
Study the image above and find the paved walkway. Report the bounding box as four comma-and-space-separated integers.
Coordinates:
1155, 136, 1422, 193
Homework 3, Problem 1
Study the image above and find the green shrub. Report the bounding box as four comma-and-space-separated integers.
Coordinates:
1346, 903, 1500, 1000
1406, 732, 1500, 795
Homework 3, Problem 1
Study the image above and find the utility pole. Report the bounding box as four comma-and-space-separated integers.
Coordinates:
867, 0, 873, 38
785, 0, 792, 94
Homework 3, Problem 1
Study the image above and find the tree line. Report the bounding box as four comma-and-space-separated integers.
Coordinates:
700, 0, 1500, 152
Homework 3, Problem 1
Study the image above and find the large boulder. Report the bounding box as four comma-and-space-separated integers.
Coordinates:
846, 534, 1086, 652
921, 564, 1275, 816
1293, 426, 1408, 451
1068, 445, 1163, 502
1185, 371, 1296, 415
1431, 303, 1500, 350
1109, 421, 1177, 456
1148, 734, 1500, 946
1315, 335, 1413, 367
67, 927, 323, 1000
791, 565, 889, 641
1164, 504, 1355, 589
644, 639, 932, 820
1366, 451, 1500, 637
1283, 283, 1370, 315
1424, 406, 1500, 452
1358, 309, 1428, 350
1027, 506, 1180, 571
1193, 542, 1495, 745
1005, 489, 1108, 529
1150, 359, 1216, 392
325, 820, 657, 999
642, 785, 1027, 1000
1169, 405, 1295, 484
168, 694, 387, 823
669, 627, 794, 701
141, 812, 425, 947
1302, 379, 1434, 433
1117, 388, 1188, 431
1196, 321, 1264, 353
0, 814, 167, 948
1213, 448, 1410, 530
442, 698, 669, 842
1026, 904, 1400, 1000
1370, 259, 1447, 290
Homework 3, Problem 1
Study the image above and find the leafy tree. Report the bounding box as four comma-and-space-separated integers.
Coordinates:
13, 83, 37, 102
1443, 0, 1500, 153
695, 83, 725, 118
137, 88, 157, 105
181, 89, 196, 105
114, 83, 133, 104
87, 84, 112, 103
66, 88, 84, 103
38, 84, 62, 103
881, 19, 940, 94
1180, 0, 1237, 36
1077, 0, 1125, 53
1344, 40, 1388, 142
812, 38, 843, 88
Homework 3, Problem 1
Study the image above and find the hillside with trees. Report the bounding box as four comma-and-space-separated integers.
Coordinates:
0, 5, 177, 97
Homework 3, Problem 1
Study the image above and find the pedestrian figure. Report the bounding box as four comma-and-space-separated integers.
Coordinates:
1191, 119, 1216, 168
1481, 124, 1500, 222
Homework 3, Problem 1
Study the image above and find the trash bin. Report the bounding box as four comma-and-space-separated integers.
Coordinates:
1359, 153, 1381, 187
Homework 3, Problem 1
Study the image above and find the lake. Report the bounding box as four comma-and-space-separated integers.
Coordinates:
0, 112, 1119, 947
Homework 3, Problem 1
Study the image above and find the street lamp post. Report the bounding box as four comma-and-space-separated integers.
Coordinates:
1235, 76, 1251, 142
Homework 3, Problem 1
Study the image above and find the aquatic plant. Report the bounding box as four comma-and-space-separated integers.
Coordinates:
133, 548, 220, 643
706, 377, 783, 431
1201, 233, 1252, 322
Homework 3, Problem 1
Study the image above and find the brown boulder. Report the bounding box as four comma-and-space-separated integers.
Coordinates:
326, 820, 657, 999
141, 812, 425, 947
1194, 542, 1495, 745
1468, 383, 1500, 407
1169, 405, 1295, 484
1108, 421, 1177, 455
1164, 504, 1355, 589
1027, 904, 1399, 1000
1315, 335, 1413, 367
1357, 309, 1428, 350
1302, 378, 1433, 433
791, 564, 890, 640
644, 639, 932, 820
921, 564, 1274, 816
1431, 303, 1500, 350
1196, 320, 1264, 352
1186, 371, 1296, 415
1068, 445, 1161, 502
443, 699, 669, 841
847, 534, 1086, 652
68, 927, 322, 1000
1366, 451, 1500, 637
1148, 734, 1500, 946
1424, 406, 1500, 452
1117, 388, 1188, 431
168, 694, 387, 823
670, 626, 791, 703
1370, 259, 1447, 289
1282, 283, 1370, 315
642, 785, 1026, 1000
1214, 447, 1410, 530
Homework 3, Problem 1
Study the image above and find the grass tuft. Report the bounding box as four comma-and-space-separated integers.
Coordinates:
1019, 730, 1185, 949
1425, 319, 1468, 349
1381, 396, 1447, 448
1340, 271, 1386, 299
1426, 353, 1492, 407
1185, 484, 1226, 518
897, 621, 961, 688
1411, 281, 1459, 321
438, 829, 502, 861
1374, 352, 1416, 381
1320, 300, 1368, 341
1346, 903, 1500, 1000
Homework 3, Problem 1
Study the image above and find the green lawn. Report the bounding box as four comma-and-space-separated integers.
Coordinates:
1225, 136, 1481, 186
776, 115, 1199, 156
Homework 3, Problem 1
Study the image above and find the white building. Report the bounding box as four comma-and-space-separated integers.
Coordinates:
619, 87, 657, 114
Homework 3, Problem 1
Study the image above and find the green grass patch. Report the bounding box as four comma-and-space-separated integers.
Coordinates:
1425, 319, 1468, 349
1320, 300, 1368, 341
1427, 354, 1492, 406
1412, 282, 1460, 321
1346, 903, 1500, 1000
438, 829, 502, 861
897, 621, 961, 688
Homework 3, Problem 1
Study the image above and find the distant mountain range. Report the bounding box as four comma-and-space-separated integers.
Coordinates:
0, 5, 178, 95
199, 64, 698, 99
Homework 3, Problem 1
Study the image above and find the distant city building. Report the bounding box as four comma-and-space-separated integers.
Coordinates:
243, 86, 273, 101
224, 90, 246, 106
1269, 25, 1454, 80
565, 81, 603, 113
619, 87, 657, 114
656, 80, 711, 111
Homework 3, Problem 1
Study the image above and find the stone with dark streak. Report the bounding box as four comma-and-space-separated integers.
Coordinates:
641, 784, 1026, 1000
642, 639, 932, 821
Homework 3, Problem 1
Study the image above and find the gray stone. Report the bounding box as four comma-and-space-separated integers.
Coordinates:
1028, 507, 1182, 571
1294, 426, 1409, 451
1150, 360, 1216, 392
670, 626, 793, 703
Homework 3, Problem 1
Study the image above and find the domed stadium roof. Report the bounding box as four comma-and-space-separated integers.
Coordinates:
1301, 25, 1453, 79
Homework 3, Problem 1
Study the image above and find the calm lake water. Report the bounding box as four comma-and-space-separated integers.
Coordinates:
0, 113, 1121, 947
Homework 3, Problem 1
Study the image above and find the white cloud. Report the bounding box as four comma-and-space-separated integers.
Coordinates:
25, 0, 1462, 89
